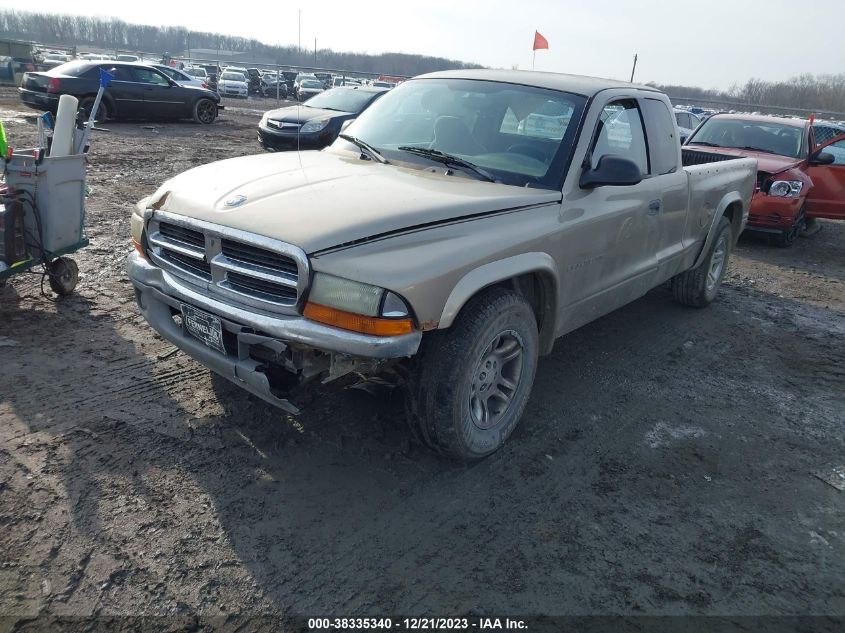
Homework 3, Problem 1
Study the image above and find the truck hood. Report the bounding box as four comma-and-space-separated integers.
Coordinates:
149, 150, 561, 254
685, 143, 803, 175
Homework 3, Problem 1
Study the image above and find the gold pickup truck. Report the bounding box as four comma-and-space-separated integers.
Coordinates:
128, 69, 757, 459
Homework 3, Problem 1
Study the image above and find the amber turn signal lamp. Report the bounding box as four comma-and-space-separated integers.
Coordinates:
133, 238, 145, 256
304, 302, 414, 336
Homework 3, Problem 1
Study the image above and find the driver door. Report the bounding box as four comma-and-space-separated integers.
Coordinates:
131, 67, 183, 119
805, 134, 845, 220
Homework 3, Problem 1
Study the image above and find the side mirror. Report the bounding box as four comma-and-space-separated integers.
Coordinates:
810, 151, 835, 166
580, 155, 643, 189
340, 119, 354, 133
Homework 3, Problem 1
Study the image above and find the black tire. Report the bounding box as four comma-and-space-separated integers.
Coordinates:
48, 257, 79, 296
78, 96, 109, 122
774, 205, 805, 247
774, 226, 797, 248
193, 98, 217, 124
672, 216, 732, 308
406, 287, 539, 460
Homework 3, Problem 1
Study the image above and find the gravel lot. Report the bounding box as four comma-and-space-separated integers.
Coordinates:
1, 87, 843, 625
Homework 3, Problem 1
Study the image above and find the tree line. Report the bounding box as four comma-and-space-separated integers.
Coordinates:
652, 74, 845, 115
3, 9, 843, 113
0, 9, 483, 76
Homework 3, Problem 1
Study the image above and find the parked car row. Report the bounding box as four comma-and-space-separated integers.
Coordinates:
18, 60, 222, 124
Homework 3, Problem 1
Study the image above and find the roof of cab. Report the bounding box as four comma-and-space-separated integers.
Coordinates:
413, 69, 660, 97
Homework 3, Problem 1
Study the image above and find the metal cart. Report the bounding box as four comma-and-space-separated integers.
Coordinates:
0, 149, 88, 295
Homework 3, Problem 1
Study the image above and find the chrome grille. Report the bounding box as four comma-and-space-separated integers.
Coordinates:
221, 239, 298, 276
159, 222, 205, 249
146, 211, 309, 314
267, 120, 301, 131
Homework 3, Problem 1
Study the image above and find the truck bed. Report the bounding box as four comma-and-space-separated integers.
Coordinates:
681, 149, 757, 249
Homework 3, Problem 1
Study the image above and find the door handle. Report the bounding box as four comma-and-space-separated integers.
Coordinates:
647, 200, 661, 215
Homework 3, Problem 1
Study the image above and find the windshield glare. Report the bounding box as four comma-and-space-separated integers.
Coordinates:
339, 78, 585, 188
689, 118, 805, 158
221, 73, 245, 81
304, 88, 377, 112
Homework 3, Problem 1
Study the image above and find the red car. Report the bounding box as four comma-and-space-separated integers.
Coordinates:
685, 114, 845, 246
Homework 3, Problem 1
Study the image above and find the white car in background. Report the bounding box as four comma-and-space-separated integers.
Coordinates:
218, 71, 249, 98
223, 67, 250, 81
42, 53, 72, 68
183, 67, 208, 80
153, 64, 208, 89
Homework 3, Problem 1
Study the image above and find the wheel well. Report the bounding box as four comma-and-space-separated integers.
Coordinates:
723, 201, 742, 243
481, 272, 556, 356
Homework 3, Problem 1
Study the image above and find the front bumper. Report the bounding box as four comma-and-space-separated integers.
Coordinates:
258, 125, 334, 151
746, 191, 804, 233
127, 252, 421, 410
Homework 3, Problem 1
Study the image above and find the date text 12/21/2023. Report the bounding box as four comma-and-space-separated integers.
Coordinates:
307, 617, 528, 630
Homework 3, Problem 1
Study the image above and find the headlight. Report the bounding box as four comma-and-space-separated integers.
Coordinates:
768, 180, 803, 198
305, 273, 413, 336
300, 118, 329, 133
130, 210, 146, 256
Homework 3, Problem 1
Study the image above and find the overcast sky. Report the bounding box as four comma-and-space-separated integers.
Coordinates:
3, 0, 843, 89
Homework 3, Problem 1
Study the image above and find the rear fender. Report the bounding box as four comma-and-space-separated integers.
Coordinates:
693, 192, 744, 269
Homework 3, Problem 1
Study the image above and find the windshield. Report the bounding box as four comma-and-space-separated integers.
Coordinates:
185, 68, 206, 77
688, 117, 805, 158
339, 78, 586, 189
221, 73, 245, 81
301, 80, 322, 89
304, 88, 378, 113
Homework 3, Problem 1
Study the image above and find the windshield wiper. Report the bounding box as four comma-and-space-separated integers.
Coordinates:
688, 141, 722, 147
738, 146, 777, 155
338, 134, 388, 164
397, 146, 497, 183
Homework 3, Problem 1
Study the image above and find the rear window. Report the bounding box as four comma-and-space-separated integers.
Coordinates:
50, 61, 97, 77
643, 99, 680, 175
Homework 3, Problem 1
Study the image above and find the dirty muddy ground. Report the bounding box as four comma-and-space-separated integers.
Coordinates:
1, 87, 843, 624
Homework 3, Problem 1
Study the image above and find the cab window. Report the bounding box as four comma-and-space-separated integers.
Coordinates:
591, 99, 649, 174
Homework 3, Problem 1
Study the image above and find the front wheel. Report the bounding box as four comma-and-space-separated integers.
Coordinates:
406, 287, 539, 460
193, 98, 217, 124
671, 216, 732, 307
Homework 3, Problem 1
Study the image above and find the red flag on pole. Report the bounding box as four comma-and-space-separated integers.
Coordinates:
533, 31, 549, 51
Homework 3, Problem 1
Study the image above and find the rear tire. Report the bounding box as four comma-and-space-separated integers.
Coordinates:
406, 287, 539, 460
48, 257, 79, 296
672, 216, 732, 307
78, 96, 109, 123
193, 98, 217, 124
